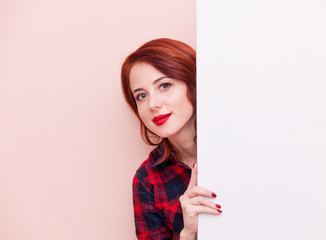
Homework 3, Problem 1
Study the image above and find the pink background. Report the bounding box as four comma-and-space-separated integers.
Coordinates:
0, 1, 195, 239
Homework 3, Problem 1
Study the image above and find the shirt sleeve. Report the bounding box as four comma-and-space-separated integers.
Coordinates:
133, 174, 172, 240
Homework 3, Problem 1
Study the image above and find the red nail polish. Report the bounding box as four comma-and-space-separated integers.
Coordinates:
217, 209, 222, 213
193, 163, 196, 168
216, 204, 221, 208
212, 192, 217, 198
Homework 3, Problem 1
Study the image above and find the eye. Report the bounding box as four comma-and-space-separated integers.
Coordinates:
159, 82, 172, 90
135, 93, 146, 101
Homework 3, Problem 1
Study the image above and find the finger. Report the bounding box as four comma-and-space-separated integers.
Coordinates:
191, 196, 222, 210
195, 205, 223, 215
187, 185, 217, 199
188, 162, 198, 188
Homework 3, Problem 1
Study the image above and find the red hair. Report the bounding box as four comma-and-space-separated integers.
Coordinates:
121, 38, 196, 161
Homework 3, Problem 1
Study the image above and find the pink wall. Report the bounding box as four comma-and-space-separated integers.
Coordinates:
0, 1, 195, 239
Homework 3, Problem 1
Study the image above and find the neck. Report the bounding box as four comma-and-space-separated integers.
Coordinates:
171, 139, 197, 168
168, 119, 197, 168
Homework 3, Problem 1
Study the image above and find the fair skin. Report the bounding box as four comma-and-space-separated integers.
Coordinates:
129, 62, 222, 240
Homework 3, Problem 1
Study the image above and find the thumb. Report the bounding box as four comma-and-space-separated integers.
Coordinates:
188, 162, 198, 188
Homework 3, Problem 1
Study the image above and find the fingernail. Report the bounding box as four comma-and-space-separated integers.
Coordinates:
217, 209, 222, 213
216, 204, 221, 208
193, 163, 196, 168
212, 192, 217, 198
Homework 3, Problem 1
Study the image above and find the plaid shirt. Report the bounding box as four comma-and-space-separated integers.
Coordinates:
132, 143, 191, 240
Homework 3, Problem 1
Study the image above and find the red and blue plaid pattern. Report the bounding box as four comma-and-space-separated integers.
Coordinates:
133, 143, 191, 239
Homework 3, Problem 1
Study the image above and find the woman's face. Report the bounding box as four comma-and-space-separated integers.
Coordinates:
129, 62, 195, 140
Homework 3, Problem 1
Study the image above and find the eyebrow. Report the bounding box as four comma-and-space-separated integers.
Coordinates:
132, 76, 169, 94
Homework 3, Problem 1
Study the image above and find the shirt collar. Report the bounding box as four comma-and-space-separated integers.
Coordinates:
150, 141, 177, 168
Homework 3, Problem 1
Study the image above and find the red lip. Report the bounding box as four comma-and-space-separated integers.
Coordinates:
153, 113, 172, 126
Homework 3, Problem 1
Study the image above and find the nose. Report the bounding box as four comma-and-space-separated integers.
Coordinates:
148, 94, 162, 110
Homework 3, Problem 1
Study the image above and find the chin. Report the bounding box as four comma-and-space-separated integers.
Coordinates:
154, 129, 178, 139
148, 122, 184, 139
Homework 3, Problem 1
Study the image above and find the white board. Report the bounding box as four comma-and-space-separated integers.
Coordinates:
197, 1, 326, 239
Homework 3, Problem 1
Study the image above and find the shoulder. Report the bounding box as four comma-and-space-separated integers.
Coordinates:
133, 144, 163, 192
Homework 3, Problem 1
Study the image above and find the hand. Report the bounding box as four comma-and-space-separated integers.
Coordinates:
179, 163, 222, 239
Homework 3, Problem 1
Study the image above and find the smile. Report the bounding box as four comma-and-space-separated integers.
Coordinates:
153, 113, 172, 126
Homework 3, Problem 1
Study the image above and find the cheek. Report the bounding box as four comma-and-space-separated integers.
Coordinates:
137, 105, 149, 122
171, 91, 192, 110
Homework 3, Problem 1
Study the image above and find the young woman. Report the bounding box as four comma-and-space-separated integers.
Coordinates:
121, 38, 222, 240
